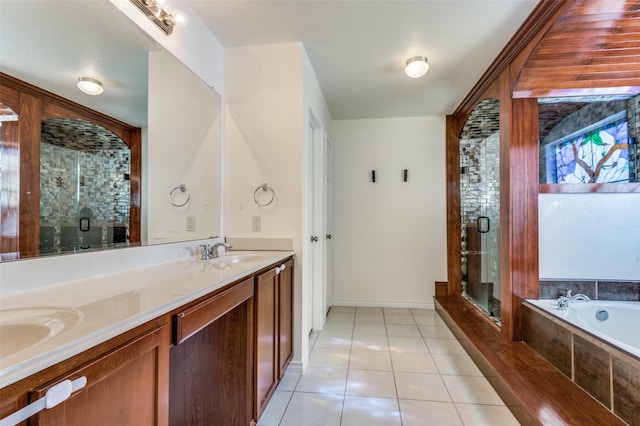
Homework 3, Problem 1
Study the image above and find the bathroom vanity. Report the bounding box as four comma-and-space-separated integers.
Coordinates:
0, 251, 294, 425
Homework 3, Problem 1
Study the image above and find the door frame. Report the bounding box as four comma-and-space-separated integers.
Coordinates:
303, 103, 327, 338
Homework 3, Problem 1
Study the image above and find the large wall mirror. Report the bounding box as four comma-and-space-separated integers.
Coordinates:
0, 1, 222, 261
538, 95, 639, 191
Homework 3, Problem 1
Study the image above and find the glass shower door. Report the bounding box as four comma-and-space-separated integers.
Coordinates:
460, 99, 501, 323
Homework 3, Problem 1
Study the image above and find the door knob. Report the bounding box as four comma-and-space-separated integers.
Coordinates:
326, 234, 332, 239
311, 236, 318, 242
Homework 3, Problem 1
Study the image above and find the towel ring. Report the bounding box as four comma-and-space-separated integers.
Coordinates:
169, 184, 190, 207
253, 183, 275, 206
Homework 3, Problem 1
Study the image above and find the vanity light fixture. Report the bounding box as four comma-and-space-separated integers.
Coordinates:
404, 56, 429, 79
77, 77, 104, 96
130, 0, 187, 35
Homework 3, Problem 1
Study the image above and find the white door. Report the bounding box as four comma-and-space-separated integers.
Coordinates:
324, 137, 333, 311
306, 107, 327, 333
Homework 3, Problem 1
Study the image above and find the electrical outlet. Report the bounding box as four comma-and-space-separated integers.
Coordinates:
252, 216, 261, 232
186, 216, 196, 232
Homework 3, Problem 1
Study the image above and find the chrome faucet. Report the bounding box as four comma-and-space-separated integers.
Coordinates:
557, 290, 591, 310
200, 242, 232, 260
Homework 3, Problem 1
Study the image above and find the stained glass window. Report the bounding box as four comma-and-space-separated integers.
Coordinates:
549, 111, 630, 184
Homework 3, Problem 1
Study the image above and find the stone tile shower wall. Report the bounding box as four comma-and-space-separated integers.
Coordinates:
40, 143, 130, 252
538, 97, 639, 182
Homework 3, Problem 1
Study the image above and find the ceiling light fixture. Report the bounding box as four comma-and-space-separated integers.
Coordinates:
404, 56, 429, 79
77, 77, 104, 96
130, 0, 187, 35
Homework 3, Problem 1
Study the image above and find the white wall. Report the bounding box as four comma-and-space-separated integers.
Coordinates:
224, 43, 304, 241
147, 52, 222, 243
332, 117, 447, 308
225, 42, 332, 369
539, 193, 640, 280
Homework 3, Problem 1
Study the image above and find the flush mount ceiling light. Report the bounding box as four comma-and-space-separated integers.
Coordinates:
130, 0, 187, 35
77, 77, 104, 96
404, 56, 429, 79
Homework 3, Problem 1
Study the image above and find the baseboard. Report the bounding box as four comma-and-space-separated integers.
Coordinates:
331, 299, 435, 310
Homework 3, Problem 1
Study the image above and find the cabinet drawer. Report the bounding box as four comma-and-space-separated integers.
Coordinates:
173, 277, 254, 344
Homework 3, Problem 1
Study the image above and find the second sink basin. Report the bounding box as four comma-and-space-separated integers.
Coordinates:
0, 307, 83, 359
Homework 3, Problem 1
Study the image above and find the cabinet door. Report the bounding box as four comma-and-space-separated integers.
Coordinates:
169, 278, 254, 426
278, 259, 294, 378
30, 325, 169, 426
255, 267, 277, 419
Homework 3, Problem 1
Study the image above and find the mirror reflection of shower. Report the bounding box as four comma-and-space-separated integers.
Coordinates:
39, 118, 130, 254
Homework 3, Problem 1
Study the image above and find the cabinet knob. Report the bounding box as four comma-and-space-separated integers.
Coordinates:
310, 236, 318, 242
326, 234, 332, 240
280, 264, 286, 271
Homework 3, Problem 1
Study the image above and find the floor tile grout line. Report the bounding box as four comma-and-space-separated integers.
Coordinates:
279, 307, 515, 426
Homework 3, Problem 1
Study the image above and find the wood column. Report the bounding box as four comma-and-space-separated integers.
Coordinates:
504, 96, 539, 341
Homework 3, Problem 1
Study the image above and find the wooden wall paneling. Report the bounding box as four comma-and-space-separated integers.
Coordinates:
18, 92, 41, 258
0, 83, 20, 257
497, 70, 514, 341
506, 97, 540, 342
129, 128, 142, 245
445, 115, 462, 296
513, 0, 640, 98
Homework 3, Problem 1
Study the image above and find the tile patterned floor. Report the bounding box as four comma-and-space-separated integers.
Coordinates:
257, 307, 520, 425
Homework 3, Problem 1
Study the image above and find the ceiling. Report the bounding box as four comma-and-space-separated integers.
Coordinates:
0, 1, 158, 127
187, 0, 539, 120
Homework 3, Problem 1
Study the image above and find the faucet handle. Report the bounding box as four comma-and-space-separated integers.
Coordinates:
200, 244, 213, 259
565, 289, 572, 298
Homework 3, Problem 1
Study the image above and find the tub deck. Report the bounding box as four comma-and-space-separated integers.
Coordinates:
435, 296, 626, 426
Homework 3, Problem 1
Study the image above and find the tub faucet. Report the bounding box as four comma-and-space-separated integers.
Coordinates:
200, 242, 232, 260
557, 290, 591, 310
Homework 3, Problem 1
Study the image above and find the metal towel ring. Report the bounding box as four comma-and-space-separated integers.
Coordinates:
253, 183, 275, 206
169, 184, 190, 207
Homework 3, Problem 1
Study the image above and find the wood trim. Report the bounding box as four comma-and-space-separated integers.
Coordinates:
540, 183, 640, 193
445, 115, 462, 297
18, 93, 41, 258
1, 85, 21, 257
173, 277, 254, 345
506, 97, 540, 341
453, 0, 572, 118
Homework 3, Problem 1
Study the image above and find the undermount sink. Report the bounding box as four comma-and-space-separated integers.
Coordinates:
0, 307, 83, 359
213, 254, 258, 263
200, 253, 261, 270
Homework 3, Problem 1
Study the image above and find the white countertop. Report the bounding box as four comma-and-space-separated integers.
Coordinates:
0, 250, 293, 389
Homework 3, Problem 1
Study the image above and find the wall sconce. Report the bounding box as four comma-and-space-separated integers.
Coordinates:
403, 169, 408, 182
77, 77, 104, 96
371, 170, 376, 183
130, 0, 187, 35
404, 56, 429, 79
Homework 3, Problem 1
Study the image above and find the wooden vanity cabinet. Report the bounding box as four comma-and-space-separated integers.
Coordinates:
169, 277, 255, 426
0, 316, 170, 426
254, 258, 294, 420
